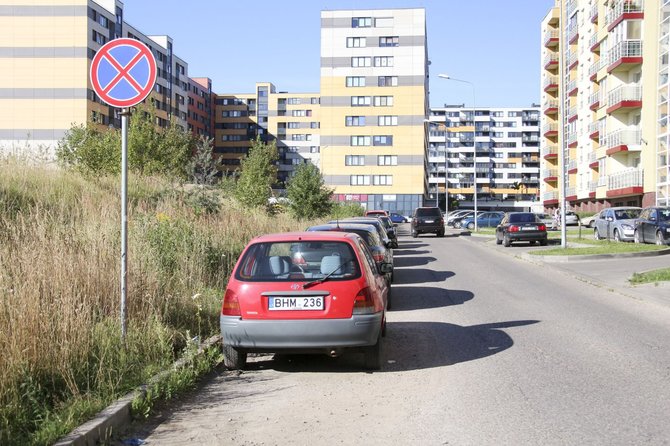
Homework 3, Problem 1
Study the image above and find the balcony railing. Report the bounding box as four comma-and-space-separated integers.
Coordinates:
607, 84, 642, 106
544, 30, 559, 46
608, 168, 643, 189
603, 128, 641, 149
523, 135, 540, 143
608, 40, 643, 64
590, 3, 599, 22
543, 54, 559, 68
588, 152, 597, 164
588, 121, 601, 135
589, 91, 602, 107
543, 76, 559, 89
567, 51, 578, 68
567, 159, 577, 172
543, 123, 558, 134
543, 191, 559, 201
606, 0, 644, 26
567, 131, 578, 146
589, 58, 606, 77
567, 79, 578, 94
544, 99, 559, 110
542, 145, 558, 157
566, 186, 576, 197
589, 33, 600, 50
588, 181, 597, 192
523, 112, 540, 121
568, 24, 579, 42
542, 169, 558, 178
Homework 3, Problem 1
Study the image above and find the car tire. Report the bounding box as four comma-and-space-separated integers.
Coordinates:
503, 234, 511, 247
386, 285, 392, 310
496, 235, 502, 245
529, 240, 536, 245
594, 228, 602, 241
437, 229, 445, 237
614, 229, 622, 242
411, 230, 418, 238
222, 343, 247, 370
467, 222, 475, 230
656, 231, 666, 246
634, 229, 641, 244
540, 238, 548, 246
364, 332, 383, 371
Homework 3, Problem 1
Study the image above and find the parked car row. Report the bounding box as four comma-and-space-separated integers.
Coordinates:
220, 211, 405, 372
583, 206, 670, 245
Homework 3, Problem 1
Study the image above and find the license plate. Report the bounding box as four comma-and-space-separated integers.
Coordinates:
424, 219, 434, 223
268, 296, 324, 311
521, 226, 537, 231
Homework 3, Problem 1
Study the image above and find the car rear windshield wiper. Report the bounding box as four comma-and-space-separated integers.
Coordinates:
303, 259, 353, 289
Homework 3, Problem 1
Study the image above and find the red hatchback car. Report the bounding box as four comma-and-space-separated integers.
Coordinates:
220, 231, 392, 370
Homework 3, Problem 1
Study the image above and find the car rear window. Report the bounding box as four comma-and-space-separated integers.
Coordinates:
509, 213, 538, 223
659, 209, 670, 222
415, 208, 441, 217
235, 241, 360, 282
614, 209, 641, 219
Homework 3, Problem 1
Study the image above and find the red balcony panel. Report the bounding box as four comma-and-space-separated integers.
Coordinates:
568, 114, 578, 123
589, 100, 600, 111
589, 191, 596, 198
608, 12, 644, 32
544, 106, 558, 116
544, 130, 558, 138
544, 176, 558, 183
569, 59, 578, 70
606, 145, 628, 156
606, 100, 642, 114
567, 168, 578, 174
544, 60, 559, 70
545, 37, 559, 48
606, 186, 643, 198
568, 86, 578, 96
590, 41, 601, 53
568, 140, 578, 148
544, 199, 559, 206
566, 195, 578, 202
544, 83, 558, 93
569, 32, 579, 44
607, 56, 643, 73
590, 72, 598, 82
589, 161, 599, 169
591, 13, 598, 24
544, 152, 558, 160
589, 130, 599, 140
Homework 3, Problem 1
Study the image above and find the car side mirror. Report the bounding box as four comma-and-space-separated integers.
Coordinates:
606, 217, 614, 222
379, 263, 393, 274
385, 241, 393, 248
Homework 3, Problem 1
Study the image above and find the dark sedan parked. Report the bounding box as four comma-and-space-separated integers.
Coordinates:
634, 207, 670, 245
496, 212, 548, 247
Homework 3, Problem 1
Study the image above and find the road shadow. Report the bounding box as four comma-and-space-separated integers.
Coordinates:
392, 268, 454, 285
393, 256, 437, 268
393, 249, 432, 257
391, 286, 472, 311
394, 242, 429, 250
243, 319, 540, 373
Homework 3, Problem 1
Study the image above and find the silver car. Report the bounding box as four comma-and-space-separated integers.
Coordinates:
593, 207, 642, 242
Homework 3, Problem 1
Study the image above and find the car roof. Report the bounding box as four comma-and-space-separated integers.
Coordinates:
250, 231, 361, 244
307, 223, 376, 233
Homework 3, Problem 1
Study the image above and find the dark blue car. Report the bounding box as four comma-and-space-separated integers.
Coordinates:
634, 207, 670, 245
389, 213, 408, 224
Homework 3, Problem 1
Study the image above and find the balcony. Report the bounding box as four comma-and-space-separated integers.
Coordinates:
588, 151, 599, 169
567, 51, 578, 70
603, 128, 642, 155
544, 54, 559, 71
589, 33, 601, 52
589, 91, 601, 110
544, 30, 559, 48
543, 190, 559, 204
566, 186, 578, 201
567, 131, 578, 148
568, 24, 579, 44
543, 123, 558, 138
589, 57, 606, 81
590, 3, 599, 23
567, 105, 578, 123
606, 84, 642, 114
588, 181, 598, 195
607, 40, 643, 73
606, 0, 644, 31
542, 169, 558, 182
588, 121, 601, 139
567, 159, 578, 174
542, 145, 558, 159
543, 76, 559, 93
522, 135, 540, 143
567, 79, 578, 96
544, 99, 559, 115
606, 168, 644, 198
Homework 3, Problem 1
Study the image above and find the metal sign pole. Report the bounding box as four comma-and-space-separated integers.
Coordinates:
120, 108, 129, 342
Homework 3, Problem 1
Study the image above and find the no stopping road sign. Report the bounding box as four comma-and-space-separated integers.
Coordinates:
90, 38, 157, 108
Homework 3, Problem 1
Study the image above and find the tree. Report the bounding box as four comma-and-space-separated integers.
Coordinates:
234, 138, 278, 209
56, 123, 121, 175
286, 162, 333, 220
188, 136, 219, 186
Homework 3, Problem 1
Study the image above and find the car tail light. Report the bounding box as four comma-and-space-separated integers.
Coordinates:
439, 217, 444, 225
412, 218, 417, 225
509, 225, 520, 233
222, 288, 241, 316
353, 287, 380, 314
372, 252, 385, 263
538, 223, 546, 231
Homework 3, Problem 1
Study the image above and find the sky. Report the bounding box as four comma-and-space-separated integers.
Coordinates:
121, 0, 555, 108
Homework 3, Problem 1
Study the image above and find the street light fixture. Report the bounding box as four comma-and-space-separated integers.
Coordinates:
438, 74, 477, 230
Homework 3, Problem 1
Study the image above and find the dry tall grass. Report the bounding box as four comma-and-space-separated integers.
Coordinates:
0, 159, 311, 444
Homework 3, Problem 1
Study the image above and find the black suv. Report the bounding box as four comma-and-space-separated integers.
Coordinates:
411, 207, 445, 237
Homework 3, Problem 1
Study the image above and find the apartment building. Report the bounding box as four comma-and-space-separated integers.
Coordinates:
540, 0, 663, 213
427, 106, 541, 212
0, 0, 190, 157
188, 77, 214, 138
214, 83, 321, 185
319, 9, 429, 215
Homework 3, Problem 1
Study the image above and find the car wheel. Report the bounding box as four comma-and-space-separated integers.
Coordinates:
496, 235, 502, 245
467, 222, 475, 230
656, 231, 666, 246
529, 240, 536, 245
411, 230, 418, 238
634, 229, 641, 244
437, 229, 445, 237
222, 343, 247, 370
503, 234, 511, 247
364, 332, 383, 371
594, 228, 601, 241
540, 238, 548, 246
454, 222, 462, 229
614, 229, 622, 242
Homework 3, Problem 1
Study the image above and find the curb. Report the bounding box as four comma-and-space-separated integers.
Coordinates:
55, 334, 222, 446
522, 247, 670, 263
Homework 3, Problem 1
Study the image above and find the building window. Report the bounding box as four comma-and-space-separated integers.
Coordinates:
378, 155, 397, 166
287, 98, 301, 105
288, 122, 300, 129
310, 122, 320, 129
311, 97, 319, 104
378, 115, 398, 126
346, 116, 366, 126
378, 76, 398, 87
373, 96, 394, 107
221, 135, 244, 141
352, 17, 372, 28
345, 155, 365, 166
373, 135, 393, 146
350, 175, 371, 186
373, 56, 394, 67
351, 96, 371, 106
346, 37, 366, 48
379, 36, 399, 47
351, 136, 371, 146
351, 57, 371, 67
346, 76, 366, 87
310, 146, 320, 153
373, 175, 393, 185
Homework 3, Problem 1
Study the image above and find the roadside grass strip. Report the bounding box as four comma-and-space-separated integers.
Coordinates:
629, 268, 670, 285
530, 242, 665, 256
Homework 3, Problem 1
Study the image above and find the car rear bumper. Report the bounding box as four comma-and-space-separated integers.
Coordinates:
220, 313, 382, 351
413, 224, 443, 233
507, 232, 547, 242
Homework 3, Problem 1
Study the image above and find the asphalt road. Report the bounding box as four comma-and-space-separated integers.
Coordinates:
118, 227, 670, 445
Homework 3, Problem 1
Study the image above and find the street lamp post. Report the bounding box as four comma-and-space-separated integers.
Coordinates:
438, 74, 477, 230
